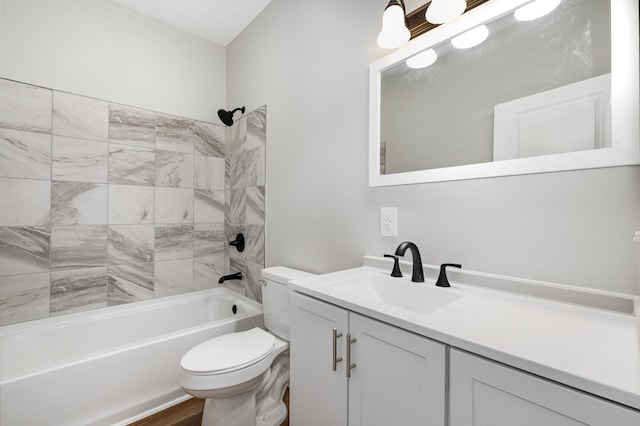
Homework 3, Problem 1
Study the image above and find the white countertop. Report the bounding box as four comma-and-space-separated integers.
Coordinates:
289, 262, 640, 410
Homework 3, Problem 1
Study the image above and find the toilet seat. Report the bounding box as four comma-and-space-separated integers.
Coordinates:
179, 330, 288, 393
181, 328, 276, 375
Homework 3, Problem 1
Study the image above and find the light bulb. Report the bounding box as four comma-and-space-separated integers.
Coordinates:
514, 0, 561, 21
451, 25, 489, 49
377, 2, 411, 49
425, 0, 466, 24
406, 49, 438, 69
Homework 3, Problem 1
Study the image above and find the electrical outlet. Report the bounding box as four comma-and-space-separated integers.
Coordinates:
380, 207, 398, 237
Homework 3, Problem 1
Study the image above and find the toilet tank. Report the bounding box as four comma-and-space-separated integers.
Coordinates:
261, 266, 314, 341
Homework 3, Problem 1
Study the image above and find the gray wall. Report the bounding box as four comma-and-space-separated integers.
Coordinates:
0, 0, 226, 123
227, 0, 640, 295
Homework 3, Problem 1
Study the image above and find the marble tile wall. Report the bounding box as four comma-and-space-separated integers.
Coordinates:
0, 78, 266, 326
225, 107, 267, 302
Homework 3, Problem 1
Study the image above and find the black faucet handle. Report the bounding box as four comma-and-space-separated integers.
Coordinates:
229, 233, 245, 252
384, 254, 403, 278
435, 263, 462, 287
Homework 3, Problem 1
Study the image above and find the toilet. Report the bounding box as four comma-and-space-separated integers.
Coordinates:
178, 266, 313, 426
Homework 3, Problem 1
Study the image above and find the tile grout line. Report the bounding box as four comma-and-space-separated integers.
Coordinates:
106, 102, 111, 306
48, 86, 54, 318
153, 112, 158, 299
1, 77, 224, 126
192, 122, 196, 292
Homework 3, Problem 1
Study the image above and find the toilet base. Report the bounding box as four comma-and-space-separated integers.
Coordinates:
256, 402, 286, 426
199, 351, 290, 426
256, 353, 289, 426
202, 392, 257, 426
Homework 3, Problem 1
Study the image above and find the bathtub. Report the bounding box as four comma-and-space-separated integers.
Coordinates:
0, 287, 264, 426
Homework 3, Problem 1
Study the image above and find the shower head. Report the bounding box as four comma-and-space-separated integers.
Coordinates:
217, 106, 246, 127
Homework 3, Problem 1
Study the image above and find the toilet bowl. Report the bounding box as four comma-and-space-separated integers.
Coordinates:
178, 267, 313, 426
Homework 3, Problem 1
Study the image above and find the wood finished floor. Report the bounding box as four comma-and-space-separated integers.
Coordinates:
130, 389, 289, 426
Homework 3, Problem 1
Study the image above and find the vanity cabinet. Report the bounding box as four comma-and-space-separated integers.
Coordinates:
449, 349, 640, 426
290, 292, 349, 426
290, 292, 446, 426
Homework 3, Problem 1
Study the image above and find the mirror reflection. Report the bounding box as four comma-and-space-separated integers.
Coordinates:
380, 0, 611, 175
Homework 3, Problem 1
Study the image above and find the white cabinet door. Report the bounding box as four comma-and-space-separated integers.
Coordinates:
450, 349, 640, 426
290, 292, 349, 426
348, 313, 446, 426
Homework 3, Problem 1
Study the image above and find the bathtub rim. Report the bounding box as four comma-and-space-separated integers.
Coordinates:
1, 286, 261, 336
0, 287, 263, 384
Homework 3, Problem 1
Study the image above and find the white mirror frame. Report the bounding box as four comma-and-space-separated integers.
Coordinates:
369, 0, 639, 187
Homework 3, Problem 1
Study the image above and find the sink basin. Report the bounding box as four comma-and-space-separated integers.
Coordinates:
331, 274, 463, 315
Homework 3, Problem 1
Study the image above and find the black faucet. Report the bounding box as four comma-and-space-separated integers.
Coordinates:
394, 242, 424, 283
218, 272, 242, 284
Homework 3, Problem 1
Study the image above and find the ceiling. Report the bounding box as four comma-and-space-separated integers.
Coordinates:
110, 0, 272, 46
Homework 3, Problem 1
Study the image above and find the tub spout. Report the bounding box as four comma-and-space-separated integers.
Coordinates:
218, 272, 242, 284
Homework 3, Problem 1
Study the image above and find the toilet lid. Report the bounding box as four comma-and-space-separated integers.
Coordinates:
181, 327, 275, 374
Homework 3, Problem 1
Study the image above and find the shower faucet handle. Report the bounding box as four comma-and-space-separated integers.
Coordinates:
229, 233, 245, 253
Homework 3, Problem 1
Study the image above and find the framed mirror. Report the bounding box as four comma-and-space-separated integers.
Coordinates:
369, 0, 639, 186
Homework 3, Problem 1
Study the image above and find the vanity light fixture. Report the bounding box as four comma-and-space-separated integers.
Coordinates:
425, 0, 467, 24
514, 0, 561, 21
377, 0, 411, 49
451, 25, 489, 49
406, 48, 438, 69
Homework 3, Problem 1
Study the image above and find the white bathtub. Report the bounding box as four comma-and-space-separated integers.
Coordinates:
0, 287, 264, 426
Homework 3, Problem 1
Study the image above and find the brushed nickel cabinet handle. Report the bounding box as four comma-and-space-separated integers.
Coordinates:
332, 328, 343, 371
346, 333, 357, 378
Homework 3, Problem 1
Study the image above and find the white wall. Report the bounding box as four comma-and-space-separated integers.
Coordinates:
0, 0, 226, 123
227, 0, 640, 295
